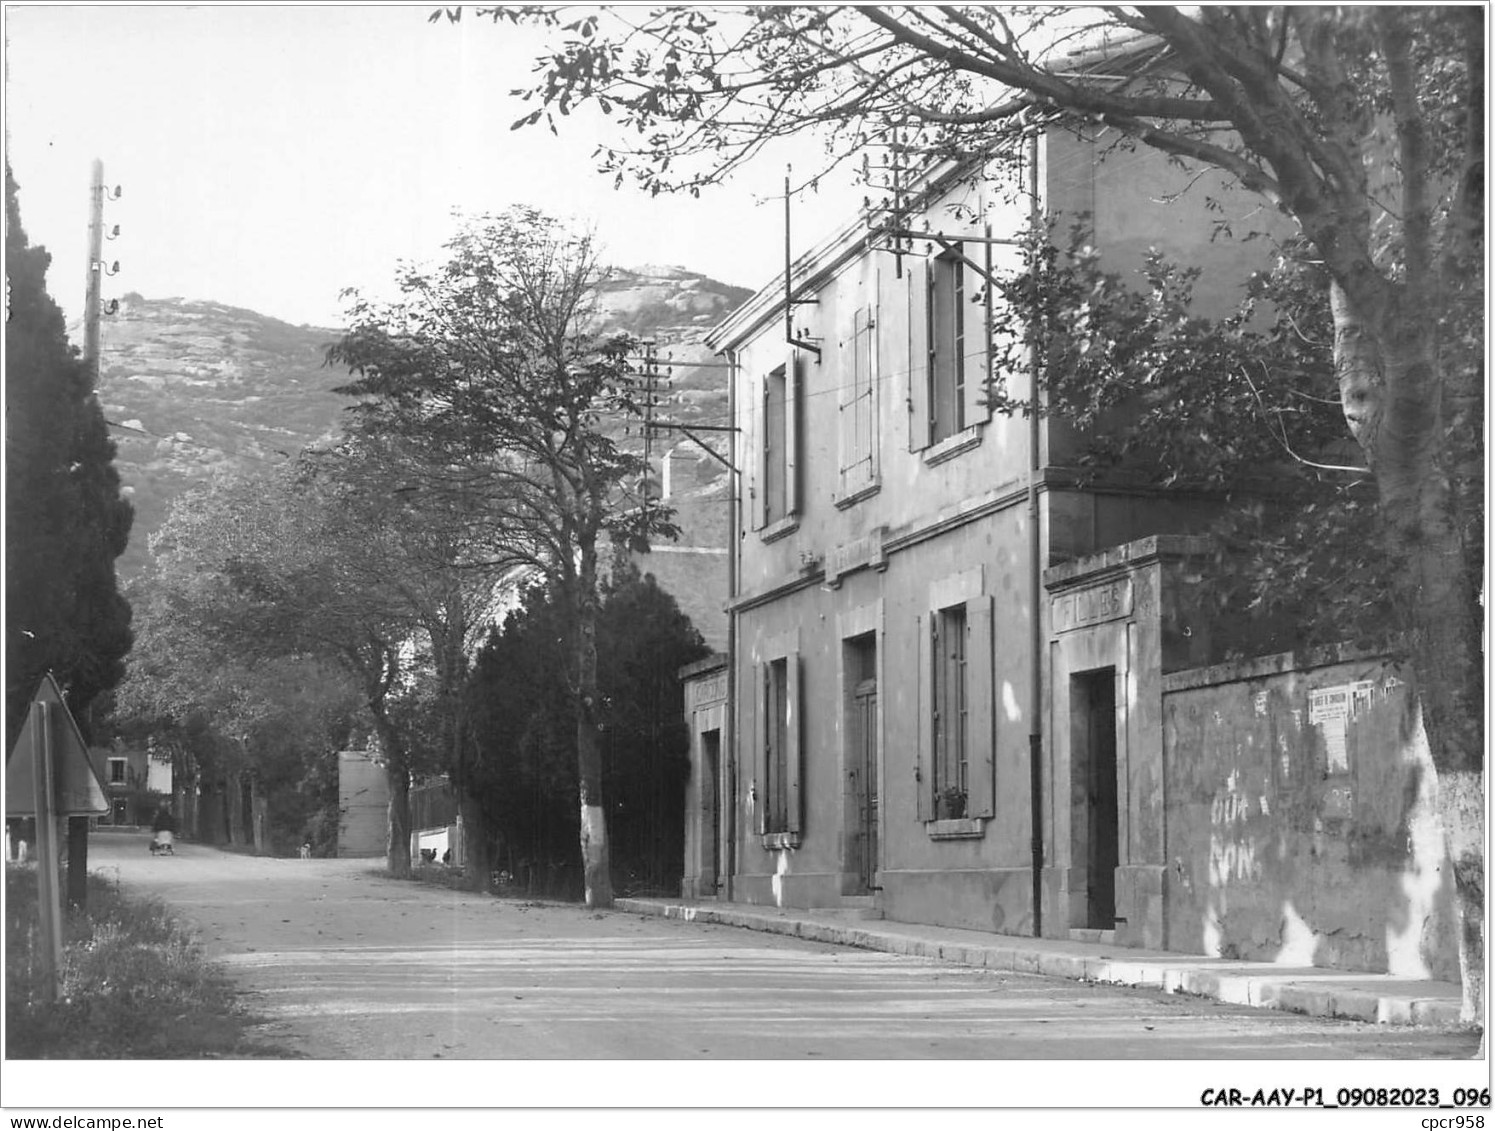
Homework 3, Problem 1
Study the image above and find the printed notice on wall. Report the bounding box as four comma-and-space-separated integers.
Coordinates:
1307, 680, 1377, 775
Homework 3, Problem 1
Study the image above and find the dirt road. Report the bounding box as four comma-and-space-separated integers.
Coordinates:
90, 831, 1480, 1061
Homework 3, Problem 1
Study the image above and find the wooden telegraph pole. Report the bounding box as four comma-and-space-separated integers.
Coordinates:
66, 160, 118, 909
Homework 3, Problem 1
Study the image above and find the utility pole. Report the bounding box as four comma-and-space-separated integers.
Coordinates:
68, 159, 119, 910
81, 159, 120, 374
82, 160, 105, 372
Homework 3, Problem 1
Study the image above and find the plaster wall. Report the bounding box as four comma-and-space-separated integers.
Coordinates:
1162, 653, 1458, 980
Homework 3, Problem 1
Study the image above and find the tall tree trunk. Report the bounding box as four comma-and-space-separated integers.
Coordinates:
198, 782, 222, 845
371, 712, 412, 879
1335, 283, 1484, 1022
179, 778, 197, 841
457, 789, 492, 892
575, 541, 613, 908
385, 764, 412, 879
225, 772, 246, 846
250, 778, 269, 856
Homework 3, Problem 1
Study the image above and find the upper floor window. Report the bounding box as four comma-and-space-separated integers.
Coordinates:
763, 363, 787, 525
927, 247, 967, 446
838, 305, 878, 498
757, 351, 801, 533
910, 244, 992, 457
108, 757, 127, 785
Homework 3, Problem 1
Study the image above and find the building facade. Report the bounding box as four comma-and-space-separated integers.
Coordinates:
681, 124, 1461, 979
87, 742, 173, 826
693, 127, 1280, 939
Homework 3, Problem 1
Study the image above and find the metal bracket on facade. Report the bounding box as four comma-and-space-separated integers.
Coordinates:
645, 420, 738, 473
886, 229, 1023, 291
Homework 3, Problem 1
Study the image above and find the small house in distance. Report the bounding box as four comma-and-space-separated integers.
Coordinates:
338, 748, 390, 858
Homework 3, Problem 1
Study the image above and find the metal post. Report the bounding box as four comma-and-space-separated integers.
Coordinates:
1027, 132, 1045, 939
724, 348, 739, 903
784, 167, 793, 346
32, 701, 65, 1002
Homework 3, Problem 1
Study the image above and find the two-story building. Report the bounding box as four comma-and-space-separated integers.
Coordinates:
684, 124, 1280, 945
89, 741, 173, 826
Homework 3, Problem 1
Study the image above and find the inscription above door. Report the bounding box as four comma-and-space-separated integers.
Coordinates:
1052, 578, 1133, 634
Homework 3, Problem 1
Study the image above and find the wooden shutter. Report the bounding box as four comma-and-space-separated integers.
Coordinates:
966, 242, 993, 428
867, 300, 880, 482
856, 305, 876, 488
786, 652, 802, 835
908, 262, 931, 452
756, 377, 770, 529
916, 613, 933, 820
838, 307, 876, 496
837, 325, 855, 497
755, 661, 769, 835
966, 594, 995, 819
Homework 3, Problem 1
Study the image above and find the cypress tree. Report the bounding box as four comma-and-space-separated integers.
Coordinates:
5, 164, 133, 750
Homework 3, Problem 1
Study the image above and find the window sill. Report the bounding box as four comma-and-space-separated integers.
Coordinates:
761, 831, 801, 850
926, 817, 986, 840
834, 480, 881, 511
760, 515, 800, 544
923, 427, 983, 467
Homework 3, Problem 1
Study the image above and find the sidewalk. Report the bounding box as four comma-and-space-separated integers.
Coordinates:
616, 896, 1469, 1028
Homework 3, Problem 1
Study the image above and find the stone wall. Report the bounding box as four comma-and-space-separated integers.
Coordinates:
1161, 649, 1458, 980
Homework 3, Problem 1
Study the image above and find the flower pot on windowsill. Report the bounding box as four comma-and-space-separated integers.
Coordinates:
936, 789, 967, 821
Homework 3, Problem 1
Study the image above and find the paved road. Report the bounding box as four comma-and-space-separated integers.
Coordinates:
91, 833, 1479, 1060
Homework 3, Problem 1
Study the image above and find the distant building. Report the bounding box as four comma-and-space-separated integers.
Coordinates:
338, 749, 390, 858
87, 743, 172, 826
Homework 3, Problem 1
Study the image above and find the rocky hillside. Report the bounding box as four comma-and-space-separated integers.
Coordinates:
94, 267, 752, 581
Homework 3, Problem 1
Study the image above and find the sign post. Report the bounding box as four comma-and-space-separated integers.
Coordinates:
30, 701, 65, 1002
6, 673, 111, 1001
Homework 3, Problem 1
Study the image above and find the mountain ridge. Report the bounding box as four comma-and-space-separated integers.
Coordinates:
93, 267, 751, 580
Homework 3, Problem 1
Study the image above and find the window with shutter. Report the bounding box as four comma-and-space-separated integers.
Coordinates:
932, 604, 969, 813
928, 247, 967, 446
920, 580, 994, 834
838, 305, 877, 497
762, 366, 786, 527
762, 654, 801, 839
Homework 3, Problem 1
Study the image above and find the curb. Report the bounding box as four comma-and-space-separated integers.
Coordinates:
617, 898, 1466, 1028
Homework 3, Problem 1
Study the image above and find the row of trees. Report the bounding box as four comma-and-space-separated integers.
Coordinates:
113, 210, 697, 907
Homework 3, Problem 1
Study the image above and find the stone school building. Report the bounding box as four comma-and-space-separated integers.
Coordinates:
674, 121, 1458, 981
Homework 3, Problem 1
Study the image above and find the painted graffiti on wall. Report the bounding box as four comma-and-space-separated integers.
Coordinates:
1208, 769, 1263, 887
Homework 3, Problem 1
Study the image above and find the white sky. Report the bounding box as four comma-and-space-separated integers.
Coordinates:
4, 4, 860, 329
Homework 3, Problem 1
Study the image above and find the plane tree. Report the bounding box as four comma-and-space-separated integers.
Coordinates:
455, 5, 1485, 1015
327, 208, 676, 908
295, 433, 529, 889
121, 472, 441, 875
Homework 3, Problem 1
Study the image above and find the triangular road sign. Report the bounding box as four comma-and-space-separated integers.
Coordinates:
5, 673, 110, 816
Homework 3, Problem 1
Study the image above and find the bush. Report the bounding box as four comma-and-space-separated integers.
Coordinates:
5, 863, 289, 1058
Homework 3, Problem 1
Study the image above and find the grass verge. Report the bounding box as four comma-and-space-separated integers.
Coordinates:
5, 863, 295, 1058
